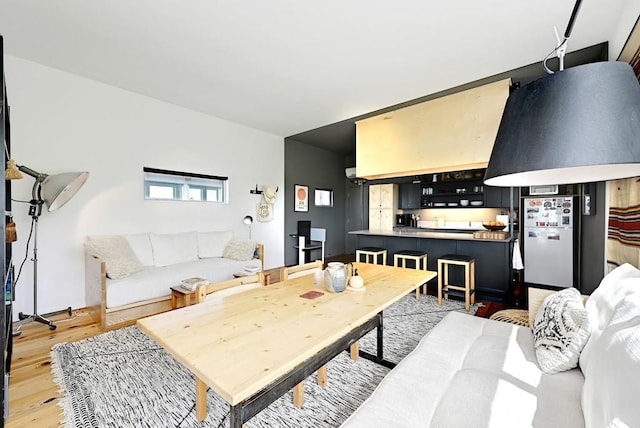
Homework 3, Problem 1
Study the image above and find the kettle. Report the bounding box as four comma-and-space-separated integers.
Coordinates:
324, 262, 351, 293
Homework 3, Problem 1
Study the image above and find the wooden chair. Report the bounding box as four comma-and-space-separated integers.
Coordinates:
195, 272, 265, 304
281, 260, 326, 407
280, 260, 323, 281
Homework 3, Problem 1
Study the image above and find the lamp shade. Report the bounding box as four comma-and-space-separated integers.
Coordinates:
484, 61, 640, 187
41, 171, 89, 211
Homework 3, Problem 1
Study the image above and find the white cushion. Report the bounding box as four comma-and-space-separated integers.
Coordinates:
580, 269, 640, 427
150, 232, 198, 267
123, 233, 153, 266
197, 230, 233, 258
532, 287, 591, 374
85, 235, 143, 279
341, 312, 585, 428
105, 257, 262, 308
223, 239, 257, 261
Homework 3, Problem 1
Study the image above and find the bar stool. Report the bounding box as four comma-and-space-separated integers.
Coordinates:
393, 250, 428, 298
356, 247, 387, 265
437, 254, 475, 311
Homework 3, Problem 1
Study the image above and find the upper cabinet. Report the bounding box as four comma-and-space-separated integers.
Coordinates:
369, 183, 398, 230
355, 79, 511, 180
399, 183, 421, 209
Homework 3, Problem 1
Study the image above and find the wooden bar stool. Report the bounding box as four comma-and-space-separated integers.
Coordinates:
437, 254, 475, 311
356, 247, 387, 265
393, 250, 428, 298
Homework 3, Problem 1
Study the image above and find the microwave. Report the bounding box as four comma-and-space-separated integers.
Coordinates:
530, 185, 558, 195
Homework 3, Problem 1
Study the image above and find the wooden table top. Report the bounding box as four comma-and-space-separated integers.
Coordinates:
137, 262, 436, 405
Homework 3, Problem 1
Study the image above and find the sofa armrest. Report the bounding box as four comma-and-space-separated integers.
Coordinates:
256, 243, 264, 271
85, 252, 106, 330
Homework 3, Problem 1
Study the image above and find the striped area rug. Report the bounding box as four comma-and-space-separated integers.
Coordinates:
51, 294, 477, 428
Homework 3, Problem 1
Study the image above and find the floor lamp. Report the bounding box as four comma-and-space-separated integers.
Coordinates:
16, 165, 89, 330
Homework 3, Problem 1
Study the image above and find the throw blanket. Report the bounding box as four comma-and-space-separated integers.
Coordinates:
607, 177, 640, 269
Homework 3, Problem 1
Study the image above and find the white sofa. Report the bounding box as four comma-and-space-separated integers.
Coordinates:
342, 263, 640, 428
84, 230, 263, 331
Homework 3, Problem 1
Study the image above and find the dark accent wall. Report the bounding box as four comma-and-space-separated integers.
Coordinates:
284, 139, 349, 266
580, 181, 607, 294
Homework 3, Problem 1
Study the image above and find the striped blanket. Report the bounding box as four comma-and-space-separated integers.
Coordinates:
608, 177, 640, 269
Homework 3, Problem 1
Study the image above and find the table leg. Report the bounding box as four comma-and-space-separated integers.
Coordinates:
376, 312, 384, 360
196, 377, 207, 421
230, 404, 242, 428
317, 365, 327, 387
350, 341, 359, 360
293, 382, 305, 407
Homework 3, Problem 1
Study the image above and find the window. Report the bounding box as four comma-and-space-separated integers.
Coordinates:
143, 167, 228, 202
314, 188, 333, 207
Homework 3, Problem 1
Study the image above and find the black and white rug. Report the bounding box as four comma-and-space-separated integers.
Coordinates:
51, 294, 477, 428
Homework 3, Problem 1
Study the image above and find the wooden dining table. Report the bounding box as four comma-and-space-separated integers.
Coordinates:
137, 262, 436, 427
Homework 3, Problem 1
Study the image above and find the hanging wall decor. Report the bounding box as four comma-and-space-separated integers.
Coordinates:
294, 184, 309, 212
256, 202, 273, 222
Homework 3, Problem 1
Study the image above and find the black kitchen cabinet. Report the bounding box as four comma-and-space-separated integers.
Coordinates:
399, 183, 421, 209
353, 233, 510, 302
420, 168, 485, 208
484, 186, 515, 208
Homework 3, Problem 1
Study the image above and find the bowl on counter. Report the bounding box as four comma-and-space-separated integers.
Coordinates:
460, 199, 469, 206
482, 222, 507, 231
470, 201, 483, 206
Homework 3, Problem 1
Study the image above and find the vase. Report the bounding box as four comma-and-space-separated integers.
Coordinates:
324, 262, 348, 293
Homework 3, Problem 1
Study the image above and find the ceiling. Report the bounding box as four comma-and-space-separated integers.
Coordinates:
1, 1, 639, 155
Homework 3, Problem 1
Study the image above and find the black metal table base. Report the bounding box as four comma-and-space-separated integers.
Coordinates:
227, 311, 393, 427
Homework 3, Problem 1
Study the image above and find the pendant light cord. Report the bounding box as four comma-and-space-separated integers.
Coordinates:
542, 0, 583, 74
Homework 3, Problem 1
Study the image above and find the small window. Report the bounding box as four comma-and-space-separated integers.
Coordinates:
143, 167, 228, 202
315, 188, 333, 207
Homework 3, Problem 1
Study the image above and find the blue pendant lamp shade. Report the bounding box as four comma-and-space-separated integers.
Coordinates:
484, 61, 640, 187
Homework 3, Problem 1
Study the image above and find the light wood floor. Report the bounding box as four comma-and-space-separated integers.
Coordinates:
6, 308, 101, 428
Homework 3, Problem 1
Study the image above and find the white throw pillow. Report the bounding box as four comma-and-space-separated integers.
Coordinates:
150, 231, 199, 267
223, 239, 257, 261
85, 235, 143, 279
123, 233, 153, 266
533, 287, 591, 374
197, 230, 233, 258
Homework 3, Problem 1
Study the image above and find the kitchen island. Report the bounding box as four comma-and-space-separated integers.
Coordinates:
350, 228, 515, 302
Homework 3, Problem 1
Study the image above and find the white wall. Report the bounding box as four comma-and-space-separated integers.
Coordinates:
5, 56, 285, 319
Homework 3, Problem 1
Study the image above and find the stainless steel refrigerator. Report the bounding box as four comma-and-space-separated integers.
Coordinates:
523, 196, 577, 288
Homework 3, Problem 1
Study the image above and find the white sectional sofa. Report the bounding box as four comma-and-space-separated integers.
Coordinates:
84, 230, 263, 331
342, 263, 640, 427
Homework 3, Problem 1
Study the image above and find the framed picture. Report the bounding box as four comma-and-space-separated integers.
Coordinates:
294, 184, 309, 212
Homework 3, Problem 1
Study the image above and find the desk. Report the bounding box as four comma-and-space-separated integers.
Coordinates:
137, 263, 436, 427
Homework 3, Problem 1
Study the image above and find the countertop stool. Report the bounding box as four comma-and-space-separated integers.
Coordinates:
437, 254, 475, 311
394, 250, 428, 299
356, 247, 388, 265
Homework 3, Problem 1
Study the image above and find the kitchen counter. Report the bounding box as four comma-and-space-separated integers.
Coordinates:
349, 228, 513, 242
350, 228, 515, 303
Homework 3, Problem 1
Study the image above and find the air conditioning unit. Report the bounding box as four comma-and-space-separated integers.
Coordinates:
345, 167, 357, 179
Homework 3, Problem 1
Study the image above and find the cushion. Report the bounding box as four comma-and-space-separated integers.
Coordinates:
123, 233, 154, 266
580, 280, 640, 427
223, 239, 257, 261
150, 231, 198, 267
532, 287, 591, 374
85, 235, 143, 279
197, 230, 233, 258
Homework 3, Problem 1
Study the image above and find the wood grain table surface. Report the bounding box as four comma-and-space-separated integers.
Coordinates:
137, 262, 436, 416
